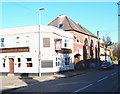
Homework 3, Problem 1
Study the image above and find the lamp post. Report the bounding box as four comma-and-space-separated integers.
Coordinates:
97, 31, 100, 61
38, 8, 45, 77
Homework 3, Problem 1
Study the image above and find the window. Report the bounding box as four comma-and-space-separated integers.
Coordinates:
76, 38, 80, 43
1, 38, 4, 42
26, 58, 32, 61
1, 43, 4, 47
16, 37, 19, 39
58, 24, 64, 29
64, 39, 69, 48
65, 57, 70, 65
56, 57, 61, 66
18, 58, 21, 62
1, 38, 5, 47
43, 38, 50, 47
41, 60, 53, 68
3, 58, 5, 68
3, 63, 5, 67
27, 63, 32, 67
26, 36, 30, 45
26, 58, 32, 67
18, 58, 21, 67
64, 43, 67, 47
16, 37, 20, 44
18, 63, 21, 67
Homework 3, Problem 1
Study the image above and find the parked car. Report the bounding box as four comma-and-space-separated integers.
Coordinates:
100, 61, 114, 70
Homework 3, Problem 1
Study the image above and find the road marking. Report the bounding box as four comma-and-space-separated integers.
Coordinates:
97, 76, 108, 82
56, 81, 88, 86
71, 83, 93, 94
111, 72, 117, 76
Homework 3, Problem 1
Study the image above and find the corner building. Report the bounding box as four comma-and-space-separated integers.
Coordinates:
0, 25, 74, 75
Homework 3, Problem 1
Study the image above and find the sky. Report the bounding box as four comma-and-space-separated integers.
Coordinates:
1, 2, 118, 43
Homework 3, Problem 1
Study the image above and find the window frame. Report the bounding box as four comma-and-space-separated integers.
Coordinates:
43, 38, 50, 47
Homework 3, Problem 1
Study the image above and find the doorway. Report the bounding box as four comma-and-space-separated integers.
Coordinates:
9, 58, 14, 74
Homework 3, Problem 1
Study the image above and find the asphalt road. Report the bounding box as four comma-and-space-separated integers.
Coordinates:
5, 66, 119, 94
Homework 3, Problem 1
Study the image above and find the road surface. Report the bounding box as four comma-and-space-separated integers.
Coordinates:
4, 66, 119, 94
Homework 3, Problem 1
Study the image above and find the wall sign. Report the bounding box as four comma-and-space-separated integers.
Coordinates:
0, 47, 30, 53
55, 39, 62, 50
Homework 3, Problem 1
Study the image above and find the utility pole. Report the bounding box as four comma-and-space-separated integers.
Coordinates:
97, 31, 100, 61
38, 8, 45, 77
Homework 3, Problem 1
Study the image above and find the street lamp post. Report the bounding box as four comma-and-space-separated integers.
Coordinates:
97, 31, 100, 61
38, 8, 45, 77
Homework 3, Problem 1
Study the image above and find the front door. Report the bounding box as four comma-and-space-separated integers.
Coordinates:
9, 58, 14, 74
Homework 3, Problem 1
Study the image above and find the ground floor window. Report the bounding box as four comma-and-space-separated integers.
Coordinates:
26, 58, 32, 67
18, 58, 21, 67
26, 63, 32, 67
65, 57, 70, 65
3, 63, 5, 68
18, 63, 21, 67
2, 58, 6, 68
56, 57, 61, 66
41, 60, 53, 68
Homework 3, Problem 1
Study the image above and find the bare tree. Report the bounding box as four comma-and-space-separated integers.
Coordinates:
102, 35, 112, 61
113, 43, 120, 59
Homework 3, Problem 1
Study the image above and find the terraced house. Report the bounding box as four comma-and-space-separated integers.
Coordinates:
49, 15, 100, 65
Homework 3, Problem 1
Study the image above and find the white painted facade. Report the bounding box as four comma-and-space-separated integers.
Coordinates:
0, 25, 74, 75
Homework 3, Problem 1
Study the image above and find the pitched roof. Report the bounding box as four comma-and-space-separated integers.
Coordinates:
48, 15, 97, 38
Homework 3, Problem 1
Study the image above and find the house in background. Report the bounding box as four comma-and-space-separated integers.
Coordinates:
0, 25, 74, 76
48, 15, 100, 64
100, 45, 113, 62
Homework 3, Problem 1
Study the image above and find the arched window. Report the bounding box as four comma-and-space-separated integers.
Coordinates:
76, 38, 80, 43
84, 38, 88, 46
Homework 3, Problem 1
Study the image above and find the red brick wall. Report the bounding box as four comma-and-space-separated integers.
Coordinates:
67, 31, 98, 63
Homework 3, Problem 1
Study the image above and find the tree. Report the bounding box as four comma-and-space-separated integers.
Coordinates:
112, 43, 120, 59
102, 35, 112, 61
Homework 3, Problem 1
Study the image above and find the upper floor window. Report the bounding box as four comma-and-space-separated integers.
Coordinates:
76, 38, 80, 43
16, 37, 20, 44
16, 37, 19, 39
1, 38, 5, 47
64, 39, 69, 48
1, 38, 4, 42
26, 36, 30, 45
43, 38, 50, 47
58, 24, 64, 29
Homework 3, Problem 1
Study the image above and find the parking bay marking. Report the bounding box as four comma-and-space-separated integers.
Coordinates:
97, 76, 108, 82
71, 83, 93, 94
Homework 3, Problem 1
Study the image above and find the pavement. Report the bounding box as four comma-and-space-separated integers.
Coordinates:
0, 68, 95, 93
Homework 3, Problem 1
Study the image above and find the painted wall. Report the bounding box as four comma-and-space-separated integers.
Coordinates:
0, 25, 74, 74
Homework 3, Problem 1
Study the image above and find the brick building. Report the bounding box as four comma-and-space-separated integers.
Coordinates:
49, 15, 100, 64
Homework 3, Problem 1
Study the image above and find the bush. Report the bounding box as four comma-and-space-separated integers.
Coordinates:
112, 56, 118, 61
